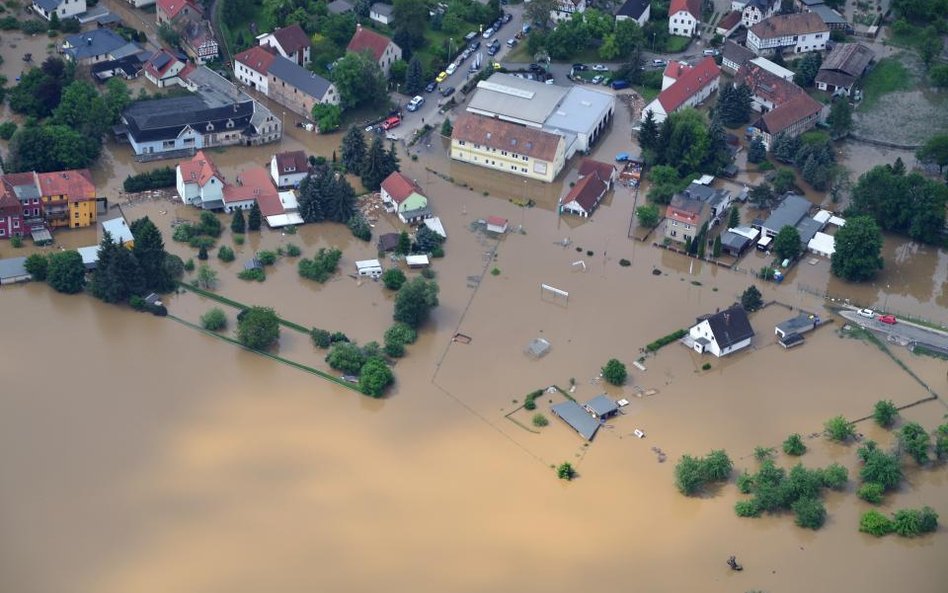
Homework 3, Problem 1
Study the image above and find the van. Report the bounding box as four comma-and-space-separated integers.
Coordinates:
381, 116, 401, 130
611, 79, 629, 90
703, 49, 720, 57
464, 31, 477, 42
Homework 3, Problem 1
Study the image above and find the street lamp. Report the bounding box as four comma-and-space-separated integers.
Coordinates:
448, 38, 453, 62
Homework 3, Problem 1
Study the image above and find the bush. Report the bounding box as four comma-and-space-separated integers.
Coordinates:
601, 358, 627, 385
431, 246, 444, 258
491, 267, 501, 276
331, 332, 350, 343
619, 258, 631, 267
857, 482, 885, 504
217, 246, 235, 262
735, 499, 762, 517
898, 422, 931, 465
359, 356, 394, 397
326, 342, 366, 375
860, 510, 894, 536
189, 235, 216, 250
129, 295, 146, 311
557, 462, 576, 481
233, 234, 245, 245
184, 258, 195, 272
123, 166, 175, 192
173, 224, 195, 242
348, 214, 372, 241
701, 362, 711, 370
859, 446, 902, 492
532, 413, 549, 427
382, 268, 406, 290
200, 307, 227, 331
257, 250, 277, 266
383, 322, 416, 357
0, 121, 17, 140
741, 285, 763, 312
645, 329, 687, 352
783, 433, 807, 456
298, 248, 342, 283
736, 470, 754, 494
286, 243, 301, 257
825, 415, 855, 442
10, 235, 23, 248
236, 306, 280, 350
24, 253, 48, 280
238, 268, 265, 281
873, 399, 898, 428
820, 463, 848, 490
198, 211, 222, 237
675, 450, 732, 495
310, 328, 332, 348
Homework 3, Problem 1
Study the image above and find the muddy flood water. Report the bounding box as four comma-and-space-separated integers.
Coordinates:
3, 38, 948, 592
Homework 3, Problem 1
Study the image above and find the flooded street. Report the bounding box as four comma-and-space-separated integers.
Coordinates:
2, 49, 948, 593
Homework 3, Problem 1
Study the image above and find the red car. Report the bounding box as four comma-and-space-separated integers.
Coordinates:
879, 314, 897, 325
381, 116, 401, 131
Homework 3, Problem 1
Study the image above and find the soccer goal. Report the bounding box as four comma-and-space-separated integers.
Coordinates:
540, 283, 569, 306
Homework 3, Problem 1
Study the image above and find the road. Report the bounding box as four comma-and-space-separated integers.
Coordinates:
839, 310, 948, 354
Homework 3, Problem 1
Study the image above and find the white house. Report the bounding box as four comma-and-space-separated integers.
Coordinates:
369, 2, 394, 25
668, 0, 701, 37
615, 0, 651, 27
176, 150, 225, 210
257, 23, 311, 66
551, 0, 586, 24
689, 306, 755, 357
142, 49, 187, 88
560, 158, 615, 217
346, 25, 402, 78
234, 45, 273, 94
741, 0, 779, 29
32, 0, 86, 21
747, 13, 829, 55
270, 151, 309, 189
641, 57, 720, 123
126, 0, 156, 7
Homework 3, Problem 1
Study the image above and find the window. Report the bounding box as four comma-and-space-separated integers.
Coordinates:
74, 212, 79, 219
34, 208, 39, 216
13, 219, 19, 228
0, 228, 5, 236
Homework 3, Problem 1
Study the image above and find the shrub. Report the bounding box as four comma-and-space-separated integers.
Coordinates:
197, 245, 209, 260
431, 245, 444, 258
792, 497, 826, 530
524, 398, 536, 411
330, 331, 350, 343
491, 267, 501, 276
10, 235, 23, 248
736, 471, 754, 494
233, 234, 245, 245
825, 415, 856, 442
873, 399, 898, 428
735, 500, 762, 517
557, 462, 576, 480
383, 322, 416, 357
129, 295, 146, 311
754, 446, 775, 462
359, 356, 394, 397
820, 463, 848, 490
701, 362, 712, 371
892, 508, 925, 537
326, 342, 366, 375
783, 433, 807, 456
532, 413, 549, 427
173, 224, 195, 242
189, 235, 216, 250
348, 214, 372, 241
257, 250, 277, 266
298, 248, 342, 283
0, 121, 17, 140
675, 450, 732, 495
217, 246, 235, 262
619, 258, 631, 267
236, 306, 279, 350
198, 211, 222, 237
859, 510, 893, 537
645, 329, 687, 352
184, 258, 195, 272
122, 166, 175, 192
286, 243, 301, 257
601, 358, 627, 385
859, 447, 902, 491
200, 307, 227, 331
898, 422, 931, 465
857, 482, 885, 504
238, 268, 265, 281
420, 267, 436, 279
310, 328, 332, 348
382, 268, 406, 290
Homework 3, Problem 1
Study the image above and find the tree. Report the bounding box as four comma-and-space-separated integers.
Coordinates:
602, 359, 627, 385
392, 0, 428, 52
783, 433, 807, 456
712, 235, 722, 258
934, 423, 948, 461
827, 98, 852, 138
859, 446, 902, 492
196, 264, 218, 289
414, 226, 444, 253
635, 204, 660, 228
860, 510, 895, 536
312, 103, 342, 133
53, 80, 111, 137
716, 83, 752, 128
131, 217, 173, 292
771, 133, 801, 164
831, 216, 884, 282
727, 206, 740, 229
46, 250, 85, 294
393, 277, 439, 328
873, 400, 899, 428
359, 357, 394, 397
340, 125, 367, 173
48, 11, 60, 31
7, 124, 102, 173
772, 169, 796, 195
198, 245, 209, 260
748, 183, 775, 209
848, 165, 946, 245
526, 0, 557, 29
383, 322, 416, 357
361, 135, 395, 191
396, 230, 411, 255
440, 118, 453, 137
557, 462, 576, 480
793, 52, 822, 87
773, 225, 801, 261
404, 55, 424, 95
332, 51, 386, 110
231, 208, 246, 234
237, 306, 280, 350
916, 133, 948, 174
646, 165, 686, 204
24, 254, 49, 280
298, 167, 357, 223
247, 202, 262, 231
674, 455, 705, 495
825, 415, 855, 442
638, 109, 660, 158
382, 268, 406, 290
201, 308, 227, 331
898, 422, 931, 465
747, 137, 766, 164
792, 497, 826, 529
298, 247, 343, 283
348, 214, 372, 241
326, 342, 367, 375
738, 286, 762, 314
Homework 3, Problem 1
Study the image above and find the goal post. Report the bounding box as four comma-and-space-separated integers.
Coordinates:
540, 283, 569, 306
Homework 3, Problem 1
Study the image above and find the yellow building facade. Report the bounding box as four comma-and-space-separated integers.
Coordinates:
36, 170, 98, 229
450, 114, 567, 183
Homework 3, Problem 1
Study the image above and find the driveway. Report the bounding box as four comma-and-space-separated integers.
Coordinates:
839, 310, 948, 353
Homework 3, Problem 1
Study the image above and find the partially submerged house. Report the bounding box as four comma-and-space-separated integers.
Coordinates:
380, 172, 430, 224
32, 0, 86, 21
551, 400, 602, 441
270, 150, 309, 189
584, 395, 619, 420
102, 216, 135, 247
561, 159, 614, 218
665, 195, 709, 245
775, 311, 820, 339
719, 226, 760, 256
688, 305, 755, 357
234, 45, 338, 118
737, 62, 825, 149
486, 216, 509, 234
176, 150, 225, 210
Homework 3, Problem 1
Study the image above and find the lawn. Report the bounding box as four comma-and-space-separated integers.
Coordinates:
662, 35, 691, 53
633, 83, 660, 103
859, 57, 913, 110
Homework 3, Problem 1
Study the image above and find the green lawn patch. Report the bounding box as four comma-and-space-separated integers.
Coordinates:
860, 58, 913, 110
633, 83, 660, 102
663, 35, 691, 53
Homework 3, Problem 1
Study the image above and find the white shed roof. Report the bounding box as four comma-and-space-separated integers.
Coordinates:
813, 209, 832, 225
424, 216, 446, 238
808, 231, 835, 255
102, 217, 135, 245
278, 190, 299, 212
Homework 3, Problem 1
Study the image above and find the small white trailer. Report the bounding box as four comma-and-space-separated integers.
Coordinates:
355, 259, 383, 278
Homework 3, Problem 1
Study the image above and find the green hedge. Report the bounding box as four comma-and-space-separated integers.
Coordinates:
123, 166, 176, 193
646, 329, 687, 352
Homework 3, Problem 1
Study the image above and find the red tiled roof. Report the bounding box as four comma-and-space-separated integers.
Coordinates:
179, 151, 223, 188
35, 170, 96, 203
0, 183, 23, 217
452, 113, 564, 162
577, 158, 615, 182
274, 150, 309, 175
347, 25, 393, 62
267, 24, 310, 55
736, 62, 805, 107
487, 216, 508, 227
143, 49, 182, 79
381, 171, 424, 205
717, 10, 741, 30
563, 173, 607, 213
669, 0, 701, 19
749, 12, 826, 39
757, 93, 824, 135
235, 45, 278, 75
657, 57, 720, 113
157, 0, 200, 20
662, 60, 693, 82
223, 167, 280, 213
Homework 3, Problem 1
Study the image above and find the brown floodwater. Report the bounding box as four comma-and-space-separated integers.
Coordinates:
3, 50, 948, 593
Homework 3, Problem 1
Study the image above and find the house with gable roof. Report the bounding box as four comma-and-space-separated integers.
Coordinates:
740, 0, 779, 29
815, 43, 874, 96
143, 49, 187, 88
560, 158, 615, 217
32, 0, 86, 21
257, 23, 311, 66
668, 0, 701, 37
747, 12, 829, 55
552, 0, 587, 24
156, 0, 201, 25
688, 305, 755, 357
451, 113, 567, 183
234, 45, 338, 117
736, 62, 825, 148
346, 24, 402, 77
369, 2, 394, 25
222, 167, 278, 213
616, 0, 651, 27
665, 194, 709, 244
641, 57, 721, 123
176, 150, 226, 210
270, 151, 309, 188
381, 172, 430, 224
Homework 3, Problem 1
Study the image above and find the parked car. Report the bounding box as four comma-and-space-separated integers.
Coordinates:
482, 27, 494, 38
487, 46, 498, 56
406, 95, 425, 112
572, 63, 587, 71
436, 71, 448, 83
650, 58, 667, 68
445, 63, 457, 75
857, 308, 875, 318
381, 116, 401, 130
611, 79, 629, 90
703, 49, 720, 57
506, 38, 517, 47
529, 63, 544, 72
879, 314, 897, 325
502, 12, 512, 23
469, 40, 480, 51
425, 81, 437, 93
592, 64, 608, 71
440, 86, 456, 97
591, 74, 604, 84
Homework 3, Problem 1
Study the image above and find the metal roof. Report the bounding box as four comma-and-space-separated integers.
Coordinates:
102, 217, 135, 245
585, 395, 618, 417
761, 194, 811, 233
551, 401, 600, 441
467, 74, 569, 126
543, 86, 615, 137
0, 256, 28, 281
268, 55, 333, 99
776, 313, 819, 335
63, 29, 132, 61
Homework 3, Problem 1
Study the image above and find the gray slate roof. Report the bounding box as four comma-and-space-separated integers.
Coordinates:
371, 2, 393, 16
327, 0, 353, 13
762, 193, 811, 233
795, 216, 822, 245
0, 256, 29, 281
585, 395, 618, 417
616, 0, 650, 19
33, 0, 61, 12
268, 55, 333, 99
810, 4, 847, 26
63, 29, 131, 61
699, 305, 755, 349
776, 312, 820, 335
551, 401, 600, 441
122, 95, 255, 143
720, 230, 752, 252
680, 182, 730, 214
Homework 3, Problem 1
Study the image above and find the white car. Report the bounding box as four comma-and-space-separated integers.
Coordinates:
482, 27, 494, 39
406, 95, 425, 112
592, 64, 608, 71
445, 62, 457, 75
591, 75, 604, 84
857, 308, 875, 318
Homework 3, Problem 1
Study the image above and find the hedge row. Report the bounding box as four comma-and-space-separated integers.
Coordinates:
123, 166, 176, 193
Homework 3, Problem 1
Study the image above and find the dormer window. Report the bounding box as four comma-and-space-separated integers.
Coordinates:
206, 122, 215, 131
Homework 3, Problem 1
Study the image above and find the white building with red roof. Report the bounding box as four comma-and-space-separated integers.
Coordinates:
234, 45, 277, 94
142, 49, 186, 88
641, 57, 721, 123
668, 0, 701, 37
156, 0, 201, 26
257, 24, 311, 66
560, 162, 610, 218
176, 151, 225, 210
346, 24, 402, 77
223, 167, 278, 213
380, 172, 429, 224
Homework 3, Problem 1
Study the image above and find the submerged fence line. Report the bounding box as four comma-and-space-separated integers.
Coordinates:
179, 282, 311, 334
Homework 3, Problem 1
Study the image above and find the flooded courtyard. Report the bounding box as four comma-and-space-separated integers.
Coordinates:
2, 31, 948, 592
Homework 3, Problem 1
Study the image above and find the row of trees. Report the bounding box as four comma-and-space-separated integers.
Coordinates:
735, 457, 847, 529
297, 166, 358, 225
525, 9, 643, 62
340, 125, 401, 190
770, 131, 838, 192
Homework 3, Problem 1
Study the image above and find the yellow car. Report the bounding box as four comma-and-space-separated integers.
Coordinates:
491, 62, 501, 70
436, 71, 448, 83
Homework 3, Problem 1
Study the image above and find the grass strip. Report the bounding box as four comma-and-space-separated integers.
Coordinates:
179, 282, 311, 334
